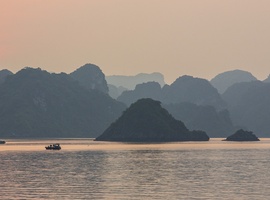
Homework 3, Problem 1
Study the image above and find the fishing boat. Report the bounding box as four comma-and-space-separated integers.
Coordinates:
45, 143, 61, 150
0, 140, 5, 144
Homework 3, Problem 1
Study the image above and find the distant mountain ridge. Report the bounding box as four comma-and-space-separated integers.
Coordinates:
106, 72, 165, 90
1, 64, 270, 138
117, 75, 226, 110
162, 75, 226, 110
108, 84, 128, 99
210, 70, 257, 94
164, 102, 235, 138
222, 80, 270, 137
117, 81, 162, 106
115, 76, 232, 137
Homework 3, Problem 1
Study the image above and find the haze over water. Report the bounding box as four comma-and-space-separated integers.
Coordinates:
1, 139, 270, 199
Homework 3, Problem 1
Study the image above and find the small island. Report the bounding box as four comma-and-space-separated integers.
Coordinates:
95, 98, 209, 142
224, 129, 260, 141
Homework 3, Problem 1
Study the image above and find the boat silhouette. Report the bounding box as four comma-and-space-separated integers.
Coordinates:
45, 143, 61, 150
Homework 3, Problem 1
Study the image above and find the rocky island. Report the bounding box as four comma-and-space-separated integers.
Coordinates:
224, 129, 260, 141
95, 98, 209, 142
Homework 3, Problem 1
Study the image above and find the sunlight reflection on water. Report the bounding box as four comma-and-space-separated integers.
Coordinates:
1, 139, 270, 199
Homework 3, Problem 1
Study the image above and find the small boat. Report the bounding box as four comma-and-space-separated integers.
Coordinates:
45, 143, 61, 150
0, 140, 5, 144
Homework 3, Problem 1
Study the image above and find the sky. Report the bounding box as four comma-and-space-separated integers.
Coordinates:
1, 0, 270, 83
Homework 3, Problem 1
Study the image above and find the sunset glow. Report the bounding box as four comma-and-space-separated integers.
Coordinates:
1, 0, 270, 83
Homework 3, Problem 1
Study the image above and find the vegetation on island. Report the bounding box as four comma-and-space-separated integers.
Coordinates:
0, 67, 125, 138
70, 63, 109, 94
1, 64, 270, 139
224, 129, 260, 141
95, 98, 209, 142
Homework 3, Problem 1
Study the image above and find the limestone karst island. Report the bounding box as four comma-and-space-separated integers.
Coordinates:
95, 98, 209, 142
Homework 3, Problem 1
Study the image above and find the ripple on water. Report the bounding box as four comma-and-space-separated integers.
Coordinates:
1, 140, 270, 199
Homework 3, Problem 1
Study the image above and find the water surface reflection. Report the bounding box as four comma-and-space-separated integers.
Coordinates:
0, 139, 270, 199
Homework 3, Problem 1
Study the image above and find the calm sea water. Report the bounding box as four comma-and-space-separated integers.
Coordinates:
1, 139, 270, 200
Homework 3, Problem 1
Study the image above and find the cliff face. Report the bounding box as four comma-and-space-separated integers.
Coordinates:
222, 81, 270, 137
0, 67, 126, 138
164, 102, 235, 138
70, 63, 109, 94
162, 75, 226, 110
95, 98, 209, 142
0, 69, 13, 84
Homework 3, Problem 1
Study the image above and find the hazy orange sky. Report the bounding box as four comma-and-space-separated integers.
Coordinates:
1, 0, 270, 83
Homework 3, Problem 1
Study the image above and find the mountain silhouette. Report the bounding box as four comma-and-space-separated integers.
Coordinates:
162, 75, 226, 110
164, 102, 235, 137
95, 98, 209, 142
106, 72, 165, 90
263, 74, 270, 82
224, 129, 259, 141
222, 81, 270, 137
0, 67, 125, 138
117, 75, 225, 110
0, 69, 13, 84
115, 75, 230, 137
117, 81, 162, 106
210, 70, 257, 94
70, 63, 109, 94
108, 84, 128, 99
